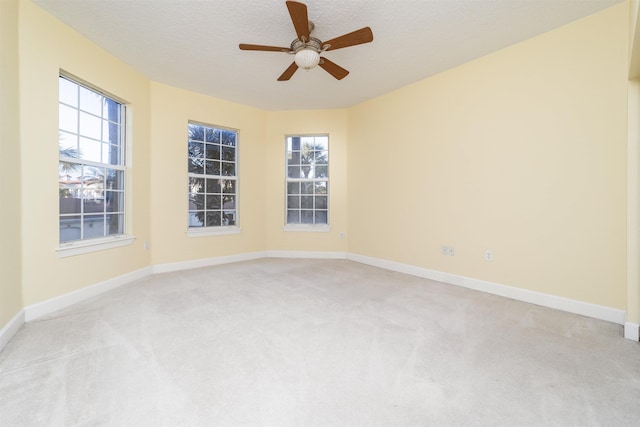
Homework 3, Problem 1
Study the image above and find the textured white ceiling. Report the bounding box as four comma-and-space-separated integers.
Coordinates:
33, 0, 622, 111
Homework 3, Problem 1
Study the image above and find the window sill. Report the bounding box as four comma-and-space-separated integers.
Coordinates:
56, 235, 136, 258
186, 226, 241, 238
283, 225, 330, 233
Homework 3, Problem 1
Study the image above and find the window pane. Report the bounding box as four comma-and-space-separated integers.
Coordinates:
107, 213, 124, 235
206, 128, 220, 143
287, 210, 300, 223
288, 166, 300, 178
315, 210, 328, 224
315, 165, 328, 178
205, 144, 220, 160
315, 181, 328, 194
102, 120, 121, 145
59, 78, 78, 107
79, 137, 102, 163
288, 150, 301, 166
84, 214, 105, 239
287, 196, 299, 209
223, 211, 236, 226
189, 212, 204, 227
189, 194, 204, 211
83, 193, 104, 214
206, 211, 221, 227
206, 179, 221, 194
189, 141, 204, 158
315, 196, 327, 209
301, 210, 314, 224
301, 137, 315, 148
59, 159, 82, 181
206, 195, 221, 210
221, 130, 235, 146
301, 182, 314, 194
79, 111, 101, 140
206, 161, 221, 176
188, 157, 204, 174
79, 86, 102, 116
60, 196, 81, 214
222, 162, 235, 176
222, 146, 235, 162
287, 182, 300, 195
223, 196, 235, 209
104, 99, 121, 123
105, 191, 124, 212
189, 124, 205, 141
60, 216, 81, 242
315, 150, 328, 164
102, 143, 121, 165
106, 169, 124, 190
189, 177, 205, 194
314, 137, 328, 151
301, 196, 313, 209
83, 166, 105, 188
59, 104, 78, 133
59, 132, 78, 153
221, 179, 235, 194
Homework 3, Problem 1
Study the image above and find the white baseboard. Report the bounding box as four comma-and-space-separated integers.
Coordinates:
24, 267, 152, 322
0, 309, 25, 353
267, 250, 347, 259
624, 322, 640, 341
347, 253, 627, 326
2, 251, 635, 353
151, 251, 268, 274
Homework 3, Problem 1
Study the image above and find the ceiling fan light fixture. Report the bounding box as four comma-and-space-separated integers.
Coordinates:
294, 48, 320, 70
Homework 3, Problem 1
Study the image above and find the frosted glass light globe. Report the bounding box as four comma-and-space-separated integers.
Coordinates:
294, 49, 320, 70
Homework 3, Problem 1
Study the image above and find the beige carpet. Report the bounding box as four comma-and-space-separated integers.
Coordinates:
1, 258, 639, 426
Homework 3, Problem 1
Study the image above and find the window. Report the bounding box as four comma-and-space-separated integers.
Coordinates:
58, 75, 125, 244
188, 122, 238, 233
285, 135, 329, 227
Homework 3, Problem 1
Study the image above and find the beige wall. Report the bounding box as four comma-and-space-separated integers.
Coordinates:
0, 0, 24, 327
18, 0, 152, 306
149, 82, 268, 265
265, 110, 349, 253
348, 3, 629, 309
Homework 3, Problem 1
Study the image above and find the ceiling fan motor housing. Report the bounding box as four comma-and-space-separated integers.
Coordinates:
290, 37, 323, 54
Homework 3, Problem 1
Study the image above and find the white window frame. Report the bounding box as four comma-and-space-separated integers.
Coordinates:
56, 73, 134, 257
186, 121, 240, 238
284, 134, 330, 232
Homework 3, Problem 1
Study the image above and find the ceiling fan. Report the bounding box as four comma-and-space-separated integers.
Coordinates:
239, 0, 373, 81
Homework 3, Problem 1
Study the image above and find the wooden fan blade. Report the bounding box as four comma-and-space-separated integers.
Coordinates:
239, 44, 290, 52
323, 27, 373, 51
286, 1, 310, 42
278, 62, 299, 81
318, 57, 349, 80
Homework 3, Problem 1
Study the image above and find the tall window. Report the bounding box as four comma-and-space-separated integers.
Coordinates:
188, 122, 238, 229
58, 75, 125, 244
286, 135, 329, 225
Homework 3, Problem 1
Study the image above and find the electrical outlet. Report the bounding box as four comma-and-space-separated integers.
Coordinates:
484, 250, 493, 261
442, 245, 455, 256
